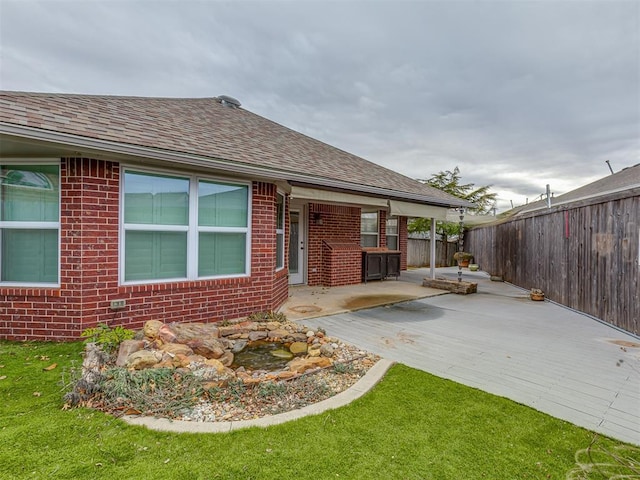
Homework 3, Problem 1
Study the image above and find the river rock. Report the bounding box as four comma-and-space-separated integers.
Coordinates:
308, 344, 322, 357
289, 342, 308, 354
289, 333, 308, 342
271, 349, 294, 359
320, 344, 335, 357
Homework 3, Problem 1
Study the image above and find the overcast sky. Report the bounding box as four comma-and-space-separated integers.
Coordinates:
1, 0, 638, 211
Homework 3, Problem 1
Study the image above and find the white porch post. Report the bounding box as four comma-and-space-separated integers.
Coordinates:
430, 217, 436, 279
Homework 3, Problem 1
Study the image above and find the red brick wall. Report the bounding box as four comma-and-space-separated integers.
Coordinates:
379, 210, 387, 248
321, 242, 362, 286
305, 205, 409, 286
0, 158, 288, 341
0, 159, 85, 340
399, 216, 408, 271
307, 203, 361, 286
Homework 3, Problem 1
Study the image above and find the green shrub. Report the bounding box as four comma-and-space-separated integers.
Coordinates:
80, 323, 135, 354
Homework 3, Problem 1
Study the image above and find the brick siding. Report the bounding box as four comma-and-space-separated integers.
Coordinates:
0, 158, 288, 341
307, 203, 361, 287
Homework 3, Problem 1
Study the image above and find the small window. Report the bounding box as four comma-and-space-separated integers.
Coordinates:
0, 163, 60, 285
275, 192, 285, 270
386, 217, 399, 250
361, 211, 378, 247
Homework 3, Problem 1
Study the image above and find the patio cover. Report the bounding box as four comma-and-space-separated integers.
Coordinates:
388, 199, 449, 220
290, 186, 389, 207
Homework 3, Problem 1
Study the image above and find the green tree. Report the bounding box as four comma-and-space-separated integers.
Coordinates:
409, 167, 496, 264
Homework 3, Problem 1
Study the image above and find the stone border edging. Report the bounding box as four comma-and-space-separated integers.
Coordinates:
121, 358, 395, 433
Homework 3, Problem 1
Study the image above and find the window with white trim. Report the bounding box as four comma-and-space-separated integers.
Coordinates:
386, 217, 399, 250
0, 163, 60, 285
122, 169, 250, 283
275, 192, 285, 270
360, 211, 378, 247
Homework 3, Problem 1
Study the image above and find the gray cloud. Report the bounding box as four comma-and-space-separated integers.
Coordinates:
1, 0, 638, 211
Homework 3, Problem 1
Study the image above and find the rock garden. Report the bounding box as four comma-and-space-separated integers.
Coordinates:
64, 313, 379, 422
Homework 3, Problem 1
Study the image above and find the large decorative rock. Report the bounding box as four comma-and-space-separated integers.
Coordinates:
290, 333, 308, 342
422, 278, 477, 294
127, 350, 162, 370
287, 357, 332, 374
236, 321, 258, 331
203, 358, 226, 373
248, 331, 268, 341
218, 351, 234, 367
231, 339, 248, 354
159, 343, 194, 356
218, 326, 243, 337
187, 338, 225, 359
115, 340, 145, 367
143, 320, 164, 339
152, 355, 175, 369
267, 329, 289, 339
187, 354, 208, 365
158, 324, 177, 343
172, 353, 191, 368
173, 322, 220, 342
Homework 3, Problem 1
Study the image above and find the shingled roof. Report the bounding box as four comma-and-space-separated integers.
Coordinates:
0, 91, 466, 207
502, 163, 640, 218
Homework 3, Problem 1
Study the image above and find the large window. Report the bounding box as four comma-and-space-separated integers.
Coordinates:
275, 192, 285, 270
0, 163, 60, 285
386, 217, 399, 250
123, 170, 249, 283
361, 211, 378, 247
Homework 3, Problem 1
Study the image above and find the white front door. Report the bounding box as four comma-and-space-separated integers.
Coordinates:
288, 208, 305, 284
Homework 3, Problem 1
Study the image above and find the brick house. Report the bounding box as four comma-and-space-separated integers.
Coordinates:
0, 92, 467, 340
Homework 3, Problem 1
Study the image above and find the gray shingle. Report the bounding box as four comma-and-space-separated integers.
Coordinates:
0, 91, 464, 206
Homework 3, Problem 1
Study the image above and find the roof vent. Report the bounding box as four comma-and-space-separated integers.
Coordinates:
217, 95, 241, 108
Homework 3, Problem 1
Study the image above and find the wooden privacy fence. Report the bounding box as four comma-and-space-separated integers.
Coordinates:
407, 238, 458, 267
465, 189, 640, 336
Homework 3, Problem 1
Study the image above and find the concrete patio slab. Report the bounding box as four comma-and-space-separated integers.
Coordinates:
301, 267, 640, 445
282, 270, 446, 322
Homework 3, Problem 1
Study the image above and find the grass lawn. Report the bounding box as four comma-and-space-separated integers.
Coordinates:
1, 340, 636, 479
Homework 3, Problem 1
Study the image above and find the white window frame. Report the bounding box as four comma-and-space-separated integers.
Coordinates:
0, 159, 61, 287
120, 166, 252, 285
361, 211, 379, 247
386, 216, 399, 250
276, 191, 285, 271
